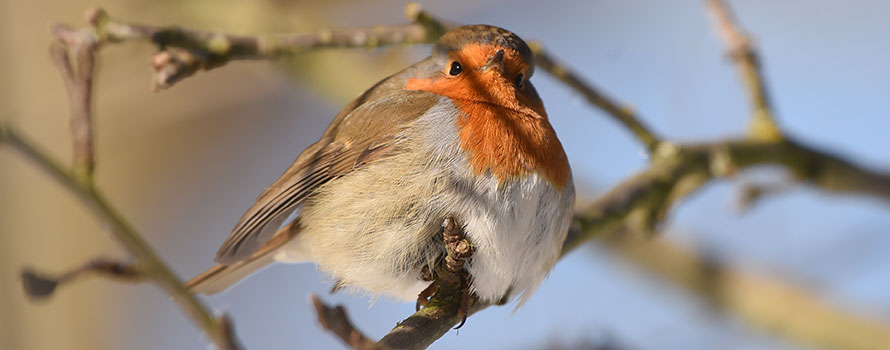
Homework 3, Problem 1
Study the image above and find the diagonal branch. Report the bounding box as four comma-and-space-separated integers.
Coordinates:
2, 124, 241, 349
530, 43, 662, 152
312, 295, 376, 350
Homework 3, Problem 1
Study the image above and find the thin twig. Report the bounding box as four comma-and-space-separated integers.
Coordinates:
49, 11, 101, 182
312, 295, 376, 350
705, 0, 781, 141
22, 259, 144, 299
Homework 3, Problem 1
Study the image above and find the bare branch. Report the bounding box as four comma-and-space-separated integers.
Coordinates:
1, 126, 242, 349
705, 0, 781, 141
78, 6, 451, 90
49, 16, 99, 182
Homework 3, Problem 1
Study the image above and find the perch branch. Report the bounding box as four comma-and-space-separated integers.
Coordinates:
314, 216, 481, 350
706, 0, 781, 141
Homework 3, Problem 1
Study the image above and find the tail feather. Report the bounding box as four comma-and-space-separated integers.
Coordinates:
185, 251, 276, 294
186, 219, 302, 294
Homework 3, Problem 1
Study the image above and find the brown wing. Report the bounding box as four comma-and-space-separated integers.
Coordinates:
214, 89, 440, 264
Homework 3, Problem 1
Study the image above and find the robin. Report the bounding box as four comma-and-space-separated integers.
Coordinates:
186, 24, 575, 313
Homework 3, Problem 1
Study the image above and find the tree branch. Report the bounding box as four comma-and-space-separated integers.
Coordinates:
49, 10, 101, 182
79, 5, 451, 90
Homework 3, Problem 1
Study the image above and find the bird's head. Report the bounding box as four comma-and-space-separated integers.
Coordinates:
406, 25, 545, 119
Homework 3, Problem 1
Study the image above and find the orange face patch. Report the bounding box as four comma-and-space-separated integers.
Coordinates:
406, 44, 570, 189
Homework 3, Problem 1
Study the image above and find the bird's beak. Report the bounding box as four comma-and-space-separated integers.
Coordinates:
479, 49, 506, 75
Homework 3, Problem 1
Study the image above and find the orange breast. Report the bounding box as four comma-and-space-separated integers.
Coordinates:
405, 79, 569, 189
451, 99, 570, 189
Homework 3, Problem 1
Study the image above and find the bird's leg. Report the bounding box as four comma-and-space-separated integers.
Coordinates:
414, 215, 477, 327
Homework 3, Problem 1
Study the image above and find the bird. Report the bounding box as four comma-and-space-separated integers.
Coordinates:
186, 24, 575, 310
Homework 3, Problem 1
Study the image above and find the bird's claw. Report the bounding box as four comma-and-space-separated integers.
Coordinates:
415, 281, 438, 311
454, 272, 475, 329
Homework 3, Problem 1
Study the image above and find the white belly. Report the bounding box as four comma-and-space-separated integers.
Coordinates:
445, 171, 574, 304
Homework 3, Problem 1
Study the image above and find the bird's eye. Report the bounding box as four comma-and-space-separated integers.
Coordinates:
449, 61, 463, 76
515, 74, 524, 88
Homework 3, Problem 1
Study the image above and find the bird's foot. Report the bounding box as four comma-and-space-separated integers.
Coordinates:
415, 216, 477, 328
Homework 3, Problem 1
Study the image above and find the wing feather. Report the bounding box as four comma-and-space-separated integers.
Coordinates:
214, 90, 440, 264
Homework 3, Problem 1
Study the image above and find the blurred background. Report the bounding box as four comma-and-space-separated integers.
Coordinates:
2, 0, 889, 349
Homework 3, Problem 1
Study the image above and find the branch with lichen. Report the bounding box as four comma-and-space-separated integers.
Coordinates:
4, 1, 890, 350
